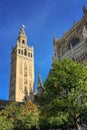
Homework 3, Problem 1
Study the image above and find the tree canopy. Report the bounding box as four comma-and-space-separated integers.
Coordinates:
0, 101, 39, 130
38, 59, 87, 130
1, 59, 87, 130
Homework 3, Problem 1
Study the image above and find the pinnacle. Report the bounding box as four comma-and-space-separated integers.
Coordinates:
19, 24, 26, 36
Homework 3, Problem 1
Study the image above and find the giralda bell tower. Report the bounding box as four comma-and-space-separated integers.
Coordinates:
9, 25, 34, 102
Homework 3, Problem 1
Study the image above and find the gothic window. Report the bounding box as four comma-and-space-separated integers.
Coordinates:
21, 50, 23, 54
18, 49, 20, 54
22, 40, 25, 44
24, 79, 27, 85
28, 52, 30, 57
24, 49, 27, 56
31, 53, 32, 58
69, 38, 80, 49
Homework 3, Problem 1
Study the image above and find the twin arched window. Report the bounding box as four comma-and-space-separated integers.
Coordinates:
18, 49, 33, 58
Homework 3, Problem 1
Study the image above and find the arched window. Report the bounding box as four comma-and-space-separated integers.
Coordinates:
18, 49, 20, 54
24, 49, 27, 56
31, 53, 32, 58
69, 38, 80, 49
21, 50, 23, 54
28, 52, 30, 57
22, 40, 25, 44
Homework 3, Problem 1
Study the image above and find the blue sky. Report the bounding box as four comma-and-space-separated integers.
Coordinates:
0, 0, 87, 100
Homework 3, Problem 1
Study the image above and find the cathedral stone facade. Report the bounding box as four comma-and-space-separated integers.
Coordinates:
9, 25, 34, 102
53, 6, 87, 63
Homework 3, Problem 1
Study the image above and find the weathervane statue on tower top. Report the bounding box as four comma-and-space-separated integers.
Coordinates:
22, 24, 25, 28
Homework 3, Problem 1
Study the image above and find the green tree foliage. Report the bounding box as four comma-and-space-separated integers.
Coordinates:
0, 115, 14, 130
0, 101, 39, 130
38, 59, 87, 130
16, 101, 39, 130
0, 102, 18, 130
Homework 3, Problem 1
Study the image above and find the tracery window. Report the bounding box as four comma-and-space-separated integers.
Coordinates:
69, 37, 80, 49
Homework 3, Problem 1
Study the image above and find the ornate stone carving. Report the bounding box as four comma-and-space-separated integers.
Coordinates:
82, 26, 87, 39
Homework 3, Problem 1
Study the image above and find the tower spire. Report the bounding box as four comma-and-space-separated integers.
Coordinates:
19, 24, 26, 36
37, 71, 44, 96
53, 35, 57, 43
83, 6, 87, 15
17, 24, 27, 45
38, 71, 43, 88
